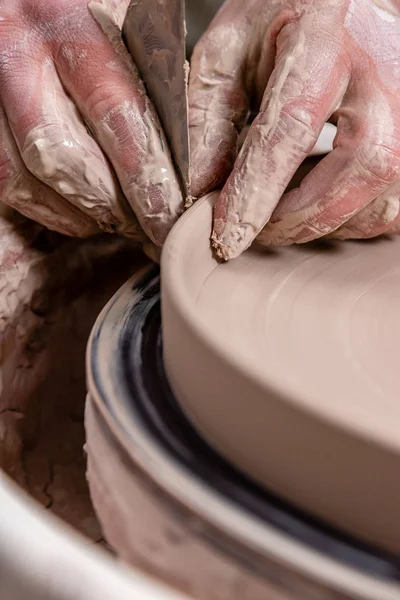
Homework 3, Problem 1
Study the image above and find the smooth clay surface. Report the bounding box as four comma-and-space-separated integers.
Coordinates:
161, 192, 400, 556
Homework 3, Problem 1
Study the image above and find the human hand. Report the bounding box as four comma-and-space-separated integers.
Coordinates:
0, 0, 182, 243
189, 0, 400, 259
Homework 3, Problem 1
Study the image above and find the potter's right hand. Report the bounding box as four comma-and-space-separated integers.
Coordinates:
189, 0, 400, 259
0, 0, 182, 244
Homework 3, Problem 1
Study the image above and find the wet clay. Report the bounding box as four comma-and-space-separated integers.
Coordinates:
161, 192, 400, 556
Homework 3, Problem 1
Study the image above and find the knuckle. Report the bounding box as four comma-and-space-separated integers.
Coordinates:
0, 2, 19, 24
0, 153, 13, 187
303, 218, 335, 238
17, 0, 68, 24
21, 124, 58, 179
0, 158, 34, 208
84, 86, 122, 120
0, 15, 26, 69
368, 193, 400, 225
20, 122, 119, 226
21, 123, 86, 193
278, 104, 318, 148
193, 22, 247, 80
356, 143, 400, 185
0, 12, 17, 38
0, 9, 48, 76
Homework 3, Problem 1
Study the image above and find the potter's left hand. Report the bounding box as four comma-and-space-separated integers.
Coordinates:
0, 0, 182, 245
189, 0, 400, 259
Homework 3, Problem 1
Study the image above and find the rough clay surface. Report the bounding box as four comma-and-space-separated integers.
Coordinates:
0, 207, 146, 545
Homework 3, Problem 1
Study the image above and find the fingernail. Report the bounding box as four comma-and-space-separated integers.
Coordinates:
211, 221, 257, 260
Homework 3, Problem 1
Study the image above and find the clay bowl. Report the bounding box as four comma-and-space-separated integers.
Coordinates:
161, 192, 400, 557
86, 263, 400, 600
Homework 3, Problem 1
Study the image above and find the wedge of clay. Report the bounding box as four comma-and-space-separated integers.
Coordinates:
161, 191, 400, 556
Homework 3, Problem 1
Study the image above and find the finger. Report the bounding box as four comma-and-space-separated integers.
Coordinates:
0, 105, 97, 237
329, 182, 400, 240
260, 102, 400, 246
189, 19, 251, 198
212, 20, 348, 260
54, 3, 183, 246
0, 46, 139, 237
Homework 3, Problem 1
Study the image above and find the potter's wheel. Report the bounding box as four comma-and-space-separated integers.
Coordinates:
86, 258, 400, 599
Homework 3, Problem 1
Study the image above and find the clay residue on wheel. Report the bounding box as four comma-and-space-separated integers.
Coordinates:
0, 210, 146, 543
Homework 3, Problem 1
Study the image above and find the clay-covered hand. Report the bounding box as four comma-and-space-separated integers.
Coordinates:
0, 0, 182, 243
189, 0, 400, 259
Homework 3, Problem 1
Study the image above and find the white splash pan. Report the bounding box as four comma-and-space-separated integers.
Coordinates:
161, 191, 400, 557
0, 471, 186, 600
